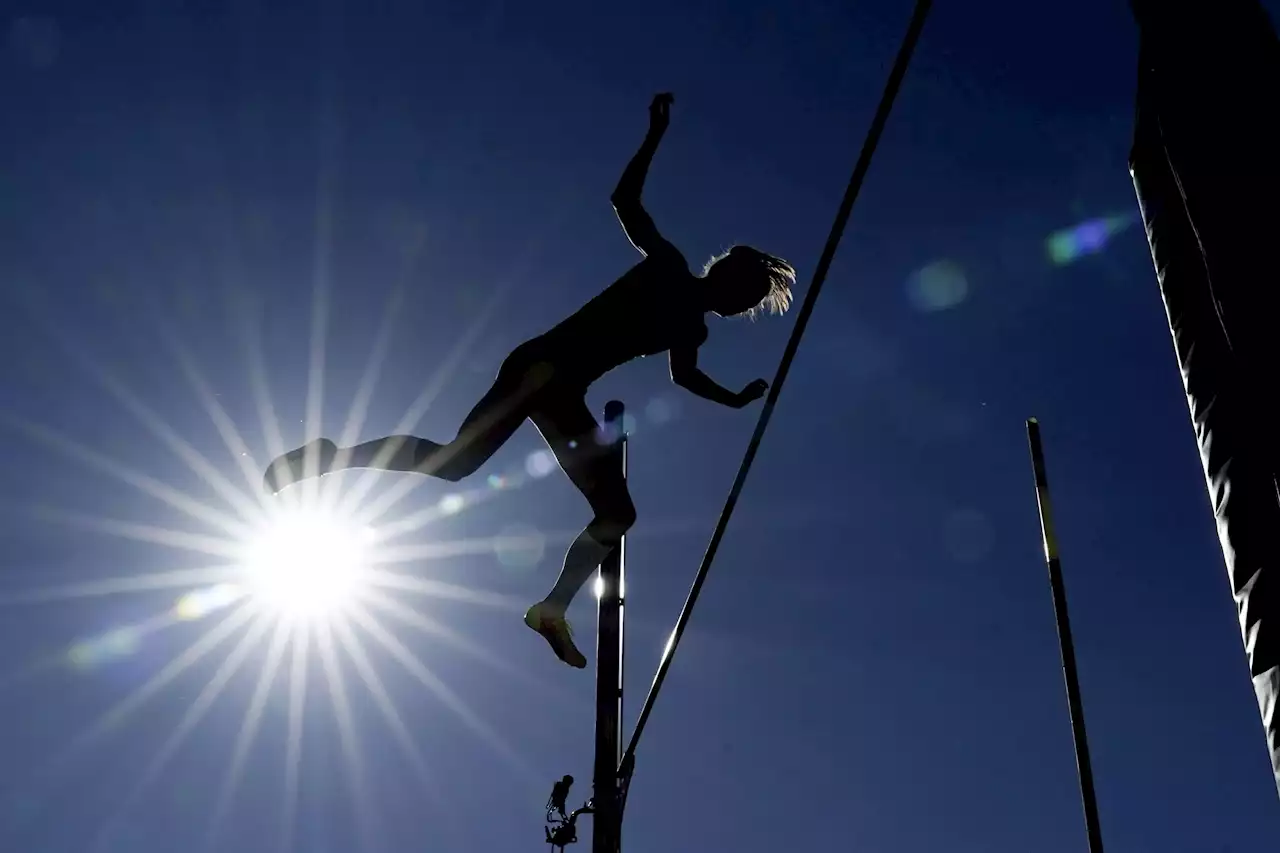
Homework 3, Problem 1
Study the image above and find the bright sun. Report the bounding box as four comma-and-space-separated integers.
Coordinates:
240, 506, 374, 620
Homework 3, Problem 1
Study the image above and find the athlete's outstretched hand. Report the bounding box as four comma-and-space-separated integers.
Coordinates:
735, 378, 769, 407
649, 93, 673, 134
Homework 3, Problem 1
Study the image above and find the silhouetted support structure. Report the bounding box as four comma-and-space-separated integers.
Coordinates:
1128, 0, 1280, 799
542, 403, 627, 853
593, 401, 627, 853
1026, 419, 1105, 853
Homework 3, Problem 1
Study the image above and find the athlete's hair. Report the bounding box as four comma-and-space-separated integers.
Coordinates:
702, 245, 796, 319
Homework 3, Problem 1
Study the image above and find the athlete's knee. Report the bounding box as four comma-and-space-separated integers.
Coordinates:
433, 459, 475, 482
589, 494, 636, 545
500, 341, 560, 395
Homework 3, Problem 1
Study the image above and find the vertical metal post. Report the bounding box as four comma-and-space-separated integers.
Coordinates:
593, 401, 627, 853
1025, 418, 1105, 853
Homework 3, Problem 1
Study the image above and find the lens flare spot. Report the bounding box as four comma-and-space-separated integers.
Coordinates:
906, 260, 969, 312
439, 493, 466, 515
1046, 213, 1136, 266
645, 397, 675, 425
68, 626, 141, 669
493, 523, 545, 570
595, 422, 625, 446
174, 583, 244, 621
525, 449, 557, 479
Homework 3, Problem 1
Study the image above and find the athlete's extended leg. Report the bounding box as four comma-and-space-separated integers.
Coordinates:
263, 347, 553, 493
523, 393, 636, 668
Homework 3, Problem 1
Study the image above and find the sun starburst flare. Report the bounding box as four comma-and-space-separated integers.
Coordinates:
233, 504, 375, 622
0, 240, 572, 847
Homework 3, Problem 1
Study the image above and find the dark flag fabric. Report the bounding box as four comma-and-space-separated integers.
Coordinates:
1128, 0, 1280, 798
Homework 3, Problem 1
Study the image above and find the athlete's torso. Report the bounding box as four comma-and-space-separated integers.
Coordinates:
531, 244, 708, 385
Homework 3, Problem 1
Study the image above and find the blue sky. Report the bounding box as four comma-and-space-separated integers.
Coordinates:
3, 1, 1279, 851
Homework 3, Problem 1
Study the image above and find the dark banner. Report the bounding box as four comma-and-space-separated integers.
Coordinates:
1128, 0, 1280, 798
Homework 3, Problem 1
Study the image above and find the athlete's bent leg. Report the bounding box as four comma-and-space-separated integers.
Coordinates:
523, 393, 636, 668
543, 503, 635, 611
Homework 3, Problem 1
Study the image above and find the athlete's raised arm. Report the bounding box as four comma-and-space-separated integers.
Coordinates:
610, 93, 676, 258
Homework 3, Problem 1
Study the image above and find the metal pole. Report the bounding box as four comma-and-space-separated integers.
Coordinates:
1025, 418, 1105, 853
616, 425, 628, 850
593, 401, 627, 853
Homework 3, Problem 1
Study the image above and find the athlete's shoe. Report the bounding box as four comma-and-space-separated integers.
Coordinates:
263, 438, 338, 494
524, 601, 587, 669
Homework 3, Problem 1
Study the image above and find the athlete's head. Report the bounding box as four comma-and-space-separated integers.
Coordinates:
701, 245, 796, 319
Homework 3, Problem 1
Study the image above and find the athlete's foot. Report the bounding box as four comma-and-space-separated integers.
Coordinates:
524, 601, 587, 669
263, 438, 338, 494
